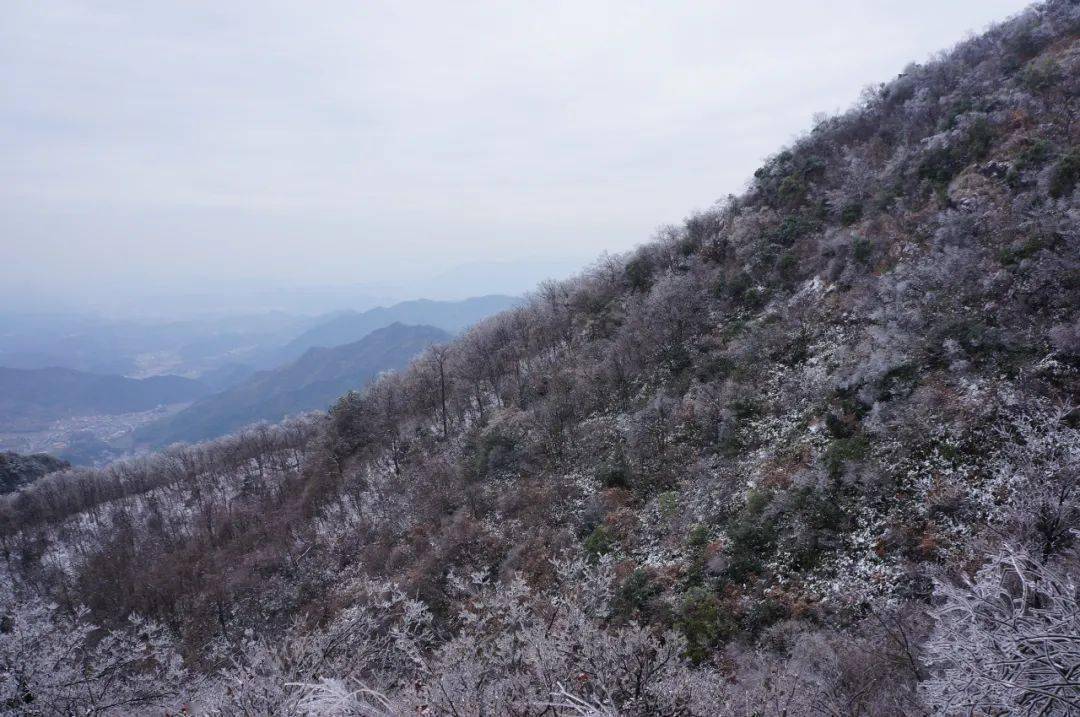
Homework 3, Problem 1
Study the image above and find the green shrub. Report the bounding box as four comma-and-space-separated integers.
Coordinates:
694, 353, 735, 382
875, 363, 919, 402
1016, 137, 1052, 170
924, 317, 1004, 368
684, 524, 710, 586
788, 487, 846, 568
595, 461, 629, 489
659, 342, 693, 375
676, 587, 736, 662
723, 490, 777, 583
802, 155, 826, 176
769, 215, 819, 245
777, 252, 798, 284
918, 118, 995, 187
942, 98, 975, 130
778, 175, 808, 206
997, 236, 1046, 265
658, 491, 679, 520
1021, 58, 1064, 94
743, 597, 789, 636
615, 568, 662, 621
471, 429, 517, 479
825, 412, 854, 439
824, 436, 870, 478
727, 272, 769, 309
729, 398, 760, 421
840, 202, 863, 226
852, 237, 873, 264
919, 147, 963, 185
1049, 151, 1080, 198
965, 117, 994, 161
687, 523, 709, 550
625, 255, 654, 292
727, 271, 752, 298
583, 524, 617, 558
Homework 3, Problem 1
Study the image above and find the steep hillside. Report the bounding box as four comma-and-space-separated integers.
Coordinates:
0, 451, 69, 494
0, 366, 208, 429
136, 323, 450, 446
1, 3, 1078, 715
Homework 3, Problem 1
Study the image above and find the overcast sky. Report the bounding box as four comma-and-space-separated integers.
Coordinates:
2, 0, 1032, 310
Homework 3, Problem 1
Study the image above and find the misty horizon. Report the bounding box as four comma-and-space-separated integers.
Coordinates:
0, 256, 583, 319
3, 0, 1031, 318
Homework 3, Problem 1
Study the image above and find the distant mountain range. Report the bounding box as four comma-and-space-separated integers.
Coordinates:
137, 323, 450, 447
0, 295, 521, 384
275, 295, 521, 364
0, 295, 516, 460
0, 367, 209, 430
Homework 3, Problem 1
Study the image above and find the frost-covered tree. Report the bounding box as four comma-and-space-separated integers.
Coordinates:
0, 594, 186, 716
209, 580, 432, 715
922, 547, 1080, 715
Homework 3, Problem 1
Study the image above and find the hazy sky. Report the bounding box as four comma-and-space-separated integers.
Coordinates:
2, 0, 1032, 309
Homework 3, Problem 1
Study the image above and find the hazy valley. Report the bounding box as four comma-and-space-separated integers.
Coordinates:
0, 296, 517, 464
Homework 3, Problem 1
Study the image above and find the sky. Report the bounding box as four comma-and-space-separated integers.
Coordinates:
1, 0, 1033, 313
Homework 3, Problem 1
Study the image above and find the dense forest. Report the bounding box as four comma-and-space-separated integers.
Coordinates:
0, 453, 68, 495
2, 1, 1079, 714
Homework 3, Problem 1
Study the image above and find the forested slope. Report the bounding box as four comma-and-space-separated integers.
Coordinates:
1, 2, 1078, 714
0, 452, 68, 494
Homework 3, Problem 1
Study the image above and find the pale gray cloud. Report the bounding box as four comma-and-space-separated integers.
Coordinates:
1, 0, 1032, 308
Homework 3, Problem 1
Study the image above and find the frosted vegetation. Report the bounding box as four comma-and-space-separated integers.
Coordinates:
2, 1, 1079, 714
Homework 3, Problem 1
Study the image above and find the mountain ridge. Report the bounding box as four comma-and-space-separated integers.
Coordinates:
0, 366, 208, 429
276, 294, 522, 363
136, 322, 451, 446
1, 2, 1078, 713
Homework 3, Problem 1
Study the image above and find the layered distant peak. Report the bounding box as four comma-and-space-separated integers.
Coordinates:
136, 323, 451, 446
278, 295, 521, 362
